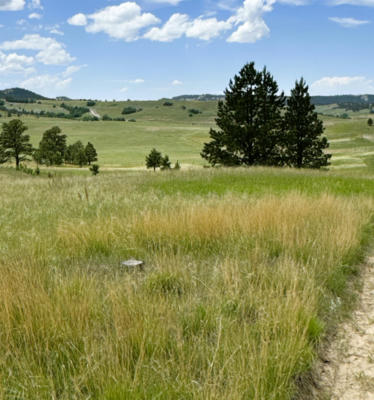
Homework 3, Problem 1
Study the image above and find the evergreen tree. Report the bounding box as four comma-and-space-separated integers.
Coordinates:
0, 119, 33, 169
368, 118, 373, 127
201, 62, 285, 166
146, 148, 162, 171
89, 164, 100, 175
284, 78, 331, 168
174, 160, 181, 170
37, 126, 66, 166
85, 142, 98, 165
0, 145, 8, 164
65, 141, 87, 166
161, 154, 171, 170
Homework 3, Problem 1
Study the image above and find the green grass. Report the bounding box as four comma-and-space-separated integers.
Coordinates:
0, 167, 373, 399
2, 100, 374, 171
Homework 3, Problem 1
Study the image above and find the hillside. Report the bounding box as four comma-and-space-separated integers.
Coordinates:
0, 88, 47, 102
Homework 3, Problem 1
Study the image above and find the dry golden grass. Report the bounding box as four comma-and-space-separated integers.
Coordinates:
0, 169, 372, 399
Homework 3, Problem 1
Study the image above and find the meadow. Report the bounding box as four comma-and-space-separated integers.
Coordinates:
0, 167, 374, 399
1, 98, 374, 398
2, 99, 374, 170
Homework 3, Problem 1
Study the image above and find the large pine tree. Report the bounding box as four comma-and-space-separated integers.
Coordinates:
284, 78, 331, 168
0, 119, 33, 169
201, 62, 285, 166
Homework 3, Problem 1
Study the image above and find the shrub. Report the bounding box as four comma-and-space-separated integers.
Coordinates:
163, 101, 173, 107
121, 107, 137, 115
89, 164, 100, 176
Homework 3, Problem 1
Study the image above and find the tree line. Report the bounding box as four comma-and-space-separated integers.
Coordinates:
202, 62, 331, 169
0, 119, 98, 169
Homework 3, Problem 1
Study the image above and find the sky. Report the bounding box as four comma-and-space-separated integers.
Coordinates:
0, 0, 374, 100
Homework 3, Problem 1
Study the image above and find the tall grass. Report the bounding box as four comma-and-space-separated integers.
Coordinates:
0, 168, 372, 399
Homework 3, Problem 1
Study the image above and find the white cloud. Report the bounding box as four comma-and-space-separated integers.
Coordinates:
128, 78, 145, 83
331, 0, 374, 5
20, 74, 72, 93
69, 2, 160, 42
148, 0, 183, 4
0, 0, 25, 11
28, 12, 42, 19
145, 13, 231, 41
329, 16, 370, 27
311, 76, 374, 95
62, 64, 85, 77
144, 13, 189, 41
28, 0, 42, 9
0, 34, 75, 65
68, 13, 87, 26
172, 79, 182, 85
49, 28, 64, 36
0, 50, 34, 74
120, 87, 128, 92
227, 0, 274, 43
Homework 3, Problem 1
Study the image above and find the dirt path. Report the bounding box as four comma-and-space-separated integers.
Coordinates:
89, 108, 101, 119
318, 257, 374, 399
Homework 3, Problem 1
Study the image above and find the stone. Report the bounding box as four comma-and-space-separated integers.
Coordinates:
121, 259, 144, 270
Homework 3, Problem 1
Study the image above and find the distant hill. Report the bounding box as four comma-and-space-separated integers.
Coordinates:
0, 88, 48, 102
311, 95, 374, 106
172, 94, 224, 101
56, 96, 72, 101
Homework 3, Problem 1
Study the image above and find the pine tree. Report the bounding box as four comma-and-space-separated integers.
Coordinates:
161, 155, 171, 170
146, 148, 162, 171
85, 142, 98, 165
0, 119, 33, 169
368, 118, 373, 127
37, 126, 66, 166
201, 62, 285, 166
284, 78, 331, 169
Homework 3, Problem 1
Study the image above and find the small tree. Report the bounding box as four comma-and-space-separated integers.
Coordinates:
284, 78, 331, 168
65, 141, 87, 166
0, 119, 33, 169
146, 148, 162, 171
90, 164, 100, 175
174, 160, 181, 170
368, 118, 373, 127
37, 126, 67, 166
85, 142, 98, 165
161, 155, 171, 170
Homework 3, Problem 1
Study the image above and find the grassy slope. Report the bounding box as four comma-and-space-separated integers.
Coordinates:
2, 99, 374, 170
0, 167, 373, 399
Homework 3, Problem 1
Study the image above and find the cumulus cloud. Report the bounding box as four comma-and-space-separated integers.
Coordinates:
329, 16, 370, 27
227, 0, 274, 43
67, 0, 313, 44
0, 34, 75, 65
145, 13, 231, 41
28, 12, 42, 19
172, 79, 182, 85
148, 0, 183, 4
69, 2, 160, 42
68, 13, 87, 26
20, 74, 72, 93
311, 76, 374, 95
0, 50, 34, 73
0, 0, 25, 11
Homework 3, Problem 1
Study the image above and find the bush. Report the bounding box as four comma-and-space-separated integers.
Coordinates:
87, 100, 96, 107
163, 101, 173, 107
121, 107, 137, 115
188, 108, 202, 115
89, 164, 100, 176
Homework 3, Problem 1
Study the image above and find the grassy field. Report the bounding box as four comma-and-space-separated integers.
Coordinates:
0, 167, 373, 399
2, 99, 374, 170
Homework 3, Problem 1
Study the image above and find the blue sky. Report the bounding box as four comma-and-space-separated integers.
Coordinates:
0, 0, 373, 99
